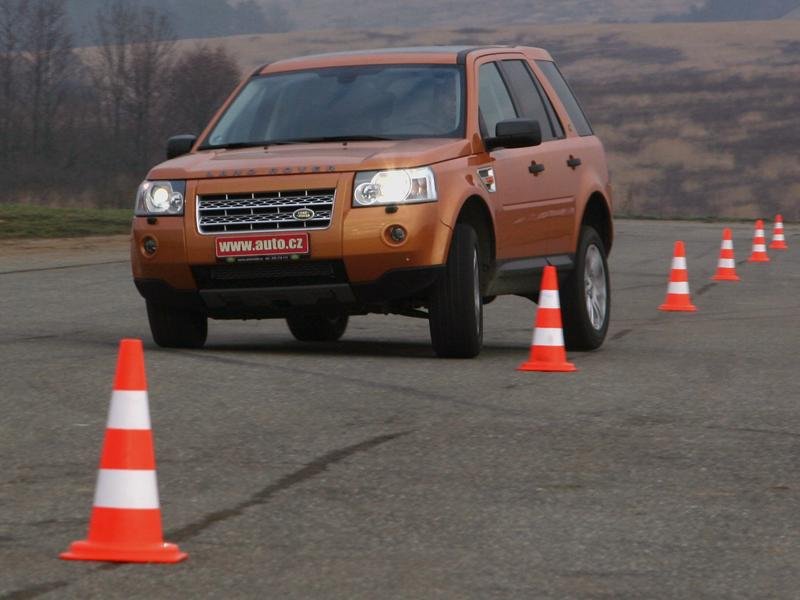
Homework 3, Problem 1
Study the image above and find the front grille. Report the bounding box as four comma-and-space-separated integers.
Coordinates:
196, 189, 335, 234
191, 260, 347, 289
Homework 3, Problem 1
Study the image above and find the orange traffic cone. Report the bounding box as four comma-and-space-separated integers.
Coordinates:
769, 214, 788, 250
712, 228, 740, 282
748, 220, 770, 262
517, 265, 576, 372
659, 241, 697, 312
60, 339, 187, 563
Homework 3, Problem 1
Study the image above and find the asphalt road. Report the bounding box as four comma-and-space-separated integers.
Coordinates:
1, 219, 799, 599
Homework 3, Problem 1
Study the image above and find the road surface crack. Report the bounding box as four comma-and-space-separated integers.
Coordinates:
0, 430, 412, 598
167, 430, 413, 542
705, 425, 800, 439
0, 260, 127, 276
2, 581, 70, 600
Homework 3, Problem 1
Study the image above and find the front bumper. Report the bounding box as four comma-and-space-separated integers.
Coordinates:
134, 264, 444, 319
134, 171, 451, 265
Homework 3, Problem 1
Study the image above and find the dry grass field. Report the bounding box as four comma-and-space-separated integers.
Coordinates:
176, 20, 800, 220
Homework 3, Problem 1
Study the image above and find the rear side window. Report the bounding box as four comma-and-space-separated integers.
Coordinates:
536, 60, 593, 137
478, 62, 517, 137
499, 59, 563, 141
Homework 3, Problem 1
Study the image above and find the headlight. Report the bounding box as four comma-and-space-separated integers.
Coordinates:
135, 180, 186, 216
353, 167, 437, 207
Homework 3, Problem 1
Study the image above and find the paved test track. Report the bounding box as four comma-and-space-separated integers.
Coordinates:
1, 219, 799, 599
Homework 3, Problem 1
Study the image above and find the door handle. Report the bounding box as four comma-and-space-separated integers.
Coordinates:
528, 161, 545, 176
566, 155, 582, 170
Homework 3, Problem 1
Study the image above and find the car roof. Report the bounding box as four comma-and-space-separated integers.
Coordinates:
259, 46, 553, 74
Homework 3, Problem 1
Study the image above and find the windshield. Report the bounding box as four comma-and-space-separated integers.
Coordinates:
201, 64, 465, 149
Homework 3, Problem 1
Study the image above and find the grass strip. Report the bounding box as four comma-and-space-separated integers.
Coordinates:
0, 204, 132, 239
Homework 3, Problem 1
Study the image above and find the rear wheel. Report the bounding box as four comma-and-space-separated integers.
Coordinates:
287, 313, 349, 342
429, 223, 483, 358
146, 300, 207, 348
561, 226, 610, 350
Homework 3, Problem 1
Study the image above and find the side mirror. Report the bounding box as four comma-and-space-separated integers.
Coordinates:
484, 119, 542, 151
166, 134, 197, 160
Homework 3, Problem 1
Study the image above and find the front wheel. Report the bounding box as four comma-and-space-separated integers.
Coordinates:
429, 223, 483, 358
286, 313, 348, 342
561, 226, 610, 350
145, 300, 208, 348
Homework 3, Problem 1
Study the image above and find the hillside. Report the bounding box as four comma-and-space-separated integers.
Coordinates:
262, 0, 699, 30
174, 20, 800, 220
657, 0, 800, 22
64, 0, 699, 44
66, 0, 290, 45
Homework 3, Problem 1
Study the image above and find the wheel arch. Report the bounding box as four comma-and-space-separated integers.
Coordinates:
454, 195, 496, 285
579, 192, 613, 253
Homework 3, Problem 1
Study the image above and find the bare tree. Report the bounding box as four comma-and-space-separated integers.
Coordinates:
92, 1, 133, 141
0, 0, 28, 165
91, 1, 174, 170
127, 7, 175, 169
23, 0, 74, 157
166, 44, 241, 136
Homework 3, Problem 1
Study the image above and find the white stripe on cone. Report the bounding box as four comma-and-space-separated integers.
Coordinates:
755, 230, 765, 237
774, 233, 785, 241
718, 258, 735, 268
671, 257, 687, 270
722, 240, 733, 250
753, 244, 766, 252
106, 390, 151, 430
538, 289, 560, 309
532, 327, 565, 347
667, 281, 690, 295
94, 469, 160, 509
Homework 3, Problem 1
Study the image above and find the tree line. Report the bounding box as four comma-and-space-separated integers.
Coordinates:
0, 0, 243, 207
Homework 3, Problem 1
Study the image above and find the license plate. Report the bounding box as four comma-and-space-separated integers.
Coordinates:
215, 233, 310, 258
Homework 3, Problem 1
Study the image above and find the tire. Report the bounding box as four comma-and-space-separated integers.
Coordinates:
429, 223, 483, 358
561, 225, 610, 350
286, 313, 348, 342
145, 300, 207, 348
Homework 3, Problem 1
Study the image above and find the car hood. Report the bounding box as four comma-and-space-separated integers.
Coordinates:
148, 138, 473, 180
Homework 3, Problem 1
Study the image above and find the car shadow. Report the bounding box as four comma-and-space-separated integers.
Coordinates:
200, 338, 525, 360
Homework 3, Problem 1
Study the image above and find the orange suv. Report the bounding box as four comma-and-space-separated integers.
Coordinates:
131, 46, 613, 358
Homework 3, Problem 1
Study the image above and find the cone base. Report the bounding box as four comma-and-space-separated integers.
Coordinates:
659, 303, 697, 312
748, 255, 770, 262
60, 539, 187, 563
517, 360, 577, 373
769, 243, 788, 250
712, 272, 740, 282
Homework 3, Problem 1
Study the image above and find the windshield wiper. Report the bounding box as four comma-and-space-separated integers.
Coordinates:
199, 135, 397, 151
198, 141, 271, 151
266, 135, 398, 145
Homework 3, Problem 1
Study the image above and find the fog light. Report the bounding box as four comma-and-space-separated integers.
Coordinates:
389, 225, 407, 243
143, 237, 158, 255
